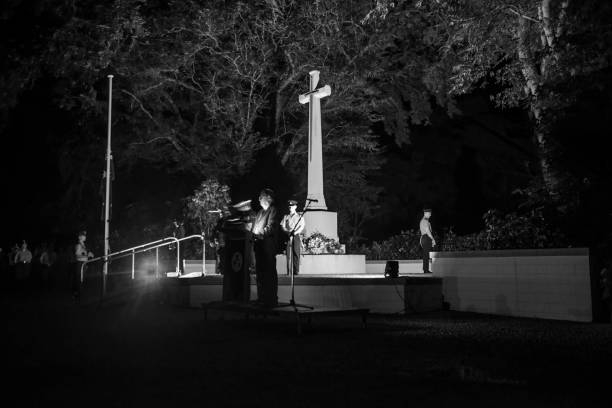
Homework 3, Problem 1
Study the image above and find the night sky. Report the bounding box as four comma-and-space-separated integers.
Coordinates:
2, 0, 612, 255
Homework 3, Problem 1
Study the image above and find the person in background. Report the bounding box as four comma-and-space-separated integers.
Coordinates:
168, 219, 185, 272
39, 242, 56, 288
280, 199, 305, 276
32, 242, 43, 285
72, 231, 93, 301
8, 243, 19, 285
419, 208, 436, 274
173, 220, 185, 240
601, 259, 612, 322
14, 240, 33, 283
251, 189, 279, 307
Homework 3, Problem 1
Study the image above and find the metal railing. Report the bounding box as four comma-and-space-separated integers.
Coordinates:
80, 234, 206, 287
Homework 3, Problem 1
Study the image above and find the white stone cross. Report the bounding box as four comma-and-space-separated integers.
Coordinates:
299, 70, 331, 210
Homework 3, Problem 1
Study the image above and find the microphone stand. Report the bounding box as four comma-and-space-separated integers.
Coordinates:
285, 199, 315, 311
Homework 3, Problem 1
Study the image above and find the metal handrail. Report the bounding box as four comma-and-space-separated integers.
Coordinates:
81, 236, 178, 278
80, 234, 205, 284
104, 237, 177, 258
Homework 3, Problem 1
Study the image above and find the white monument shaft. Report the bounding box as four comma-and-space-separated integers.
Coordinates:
299, 71, 330, 210
298, 70, 338, 241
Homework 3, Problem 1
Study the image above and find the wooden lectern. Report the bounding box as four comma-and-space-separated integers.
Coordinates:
220, 218, 253, 302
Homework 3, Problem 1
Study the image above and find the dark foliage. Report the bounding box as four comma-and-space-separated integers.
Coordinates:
355, 208, 568, 260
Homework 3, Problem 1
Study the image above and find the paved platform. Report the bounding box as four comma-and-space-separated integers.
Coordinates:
5, 287, 612, 406
162, 273, 443, 314
202, 300, 369, 334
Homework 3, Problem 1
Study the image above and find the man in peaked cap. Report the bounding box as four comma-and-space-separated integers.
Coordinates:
73, 230, 93, 301
280, 199, 306, 276
419, 208, 436, 274
232, 199, 252, 212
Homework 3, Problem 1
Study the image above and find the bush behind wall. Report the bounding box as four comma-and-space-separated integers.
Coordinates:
354, 209, 568, 260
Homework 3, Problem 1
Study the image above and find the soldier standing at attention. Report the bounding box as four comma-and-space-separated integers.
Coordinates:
280, 200, 306, 276
73, 231, 93, 301
419, 208, 436, 274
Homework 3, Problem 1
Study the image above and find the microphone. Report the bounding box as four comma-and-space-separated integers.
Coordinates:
306, 198, 318, 202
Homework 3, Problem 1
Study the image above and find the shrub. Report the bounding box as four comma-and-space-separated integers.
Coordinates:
352, 229, 422, 260
184, 178, 231, 237
352, 208, 568, 260
452, 209, 568, 251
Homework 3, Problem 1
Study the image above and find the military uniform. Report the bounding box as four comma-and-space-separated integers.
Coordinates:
280, 200, 305, 276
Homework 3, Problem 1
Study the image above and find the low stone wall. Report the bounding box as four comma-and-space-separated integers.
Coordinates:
178, 247, 592, 321
275, 254, 366, 275
180, 276, 442, 314
190, 257, 421, 276
365, 260, 424, 275
430, 248, 592, 322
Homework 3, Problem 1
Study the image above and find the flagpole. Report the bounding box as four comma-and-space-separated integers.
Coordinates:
103, 74, 113, 298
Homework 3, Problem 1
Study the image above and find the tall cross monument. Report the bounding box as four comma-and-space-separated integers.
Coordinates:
298, 70, 338, 241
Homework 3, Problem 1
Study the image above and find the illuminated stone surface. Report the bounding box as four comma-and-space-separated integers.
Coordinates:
298, 70, 339, 241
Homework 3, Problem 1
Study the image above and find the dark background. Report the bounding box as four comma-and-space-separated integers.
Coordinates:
1, 0, 611, 256
0, 87, 540, 246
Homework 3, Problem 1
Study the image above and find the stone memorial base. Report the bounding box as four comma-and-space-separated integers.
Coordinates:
303, 211, 338, 241
276, 254, 365, 275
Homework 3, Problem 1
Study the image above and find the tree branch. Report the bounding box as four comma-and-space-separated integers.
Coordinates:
516, 16, 540, 99
120, 89, 160, 127
540, 0, 555, 48
506, 7, 539, 24
555, 0, 570, 39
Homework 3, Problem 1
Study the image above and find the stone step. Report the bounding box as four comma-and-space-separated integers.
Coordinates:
179, 257, 429, 275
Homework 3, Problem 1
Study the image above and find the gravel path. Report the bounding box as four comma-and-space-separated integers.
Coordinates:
4, 287, 612, 407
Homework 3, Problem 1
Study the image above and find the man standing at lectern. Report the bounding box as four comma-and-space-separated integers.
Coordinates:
281, 200, 305, 276
419, 208, 436, 274
251, 189, 279, 307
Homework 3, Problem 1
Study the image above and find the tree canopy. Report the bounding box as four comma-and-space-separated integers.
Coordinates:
2, 0, 611, 248
1, 0, 458, 241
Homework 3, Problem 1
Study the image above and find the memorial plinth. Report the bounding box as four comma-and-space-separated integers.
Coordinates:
276, 253, 366, 275
303, 211, 338, 242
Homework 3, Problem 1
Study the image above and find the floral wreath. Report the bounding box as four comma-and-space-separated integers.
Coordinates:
302, 232, 343, 254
